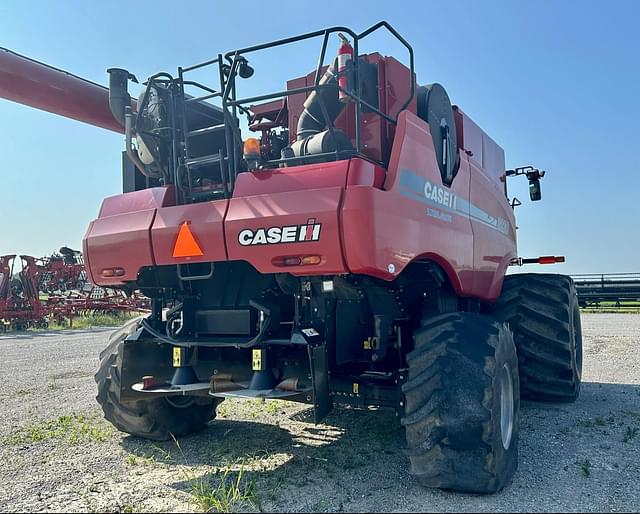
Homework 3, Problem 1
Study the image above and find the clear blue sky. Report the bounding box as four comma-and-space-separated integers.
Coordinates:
1, 0, 638, 274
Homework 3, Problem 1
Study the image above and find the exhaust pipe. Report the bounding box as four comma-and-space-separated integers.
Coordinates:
107, 68, 158, 179
107, 68, 137, 127
296, 60, 345, 141
285, 59, 353, 162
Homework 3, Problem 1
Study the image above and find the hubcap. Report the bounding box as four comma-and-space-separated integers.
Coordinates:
499, 363, 514, 450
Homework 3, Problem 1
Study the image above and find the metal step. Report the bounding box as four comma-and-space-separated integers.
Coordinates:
185, 153, 221, 168
187, 124, 225, 137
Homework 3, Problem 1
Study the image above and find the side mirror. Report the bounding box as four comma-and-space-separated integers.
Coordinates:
505, 166, 545, 204
529, 178, 542, 201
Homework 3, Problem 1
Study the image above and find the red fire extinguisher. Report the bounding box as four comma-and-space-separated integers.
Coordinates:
337, 33, 353, 103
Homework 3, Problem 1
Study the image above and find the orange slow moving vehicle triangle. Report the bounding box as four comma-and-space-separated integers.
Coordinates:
173, 222, 204, 258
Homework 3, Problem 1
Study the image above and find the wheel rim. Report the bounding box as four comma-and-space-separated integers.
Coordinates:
573, 306, 583, 380
499, 363, 514, 450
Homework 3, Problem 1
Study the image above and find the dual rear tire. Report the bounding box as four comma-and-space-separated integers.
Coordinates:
491, 274, 583, 402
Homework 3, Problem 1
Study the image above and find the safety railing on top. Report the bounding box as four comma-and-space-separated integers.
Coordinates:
220, 21, 414, 182
176, 21, 414, 198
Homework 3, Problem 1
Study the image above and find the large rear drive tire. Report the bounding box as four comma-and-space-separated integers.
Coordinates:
402, 313, 520, 494
95, 318, 218, 441
491, 274, 582, 402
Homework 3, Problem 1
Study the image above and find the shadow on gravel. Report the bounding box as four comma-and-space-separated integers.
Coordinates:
121, 418, 296, 467
118, 381, 640, 511
119, 406, 406, 506
0, 328, 113, 340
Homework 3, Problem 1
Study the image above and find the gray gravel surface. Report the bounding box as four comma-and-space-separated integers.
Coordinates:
0, 314, 639, 512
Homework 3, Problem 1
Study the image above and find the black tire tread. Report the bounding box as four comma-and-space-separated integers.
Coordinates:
95, 320, 218, 441
491, 273, 581, 402
401, 312, 519, 494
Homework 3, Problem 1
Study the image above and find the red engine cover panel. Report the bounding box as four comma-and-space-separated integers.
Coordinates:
343, 110, 516, 301
151, 200, 228, 266
225, 187, 346, 275
233, 160, 348, 197
84, 209, 156, 286
84, 187, 176, 285
343, 112, 474, 295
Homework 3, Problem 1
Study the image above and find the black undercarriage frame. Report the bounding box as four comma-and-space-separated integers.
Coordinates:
125, 261, 446, 422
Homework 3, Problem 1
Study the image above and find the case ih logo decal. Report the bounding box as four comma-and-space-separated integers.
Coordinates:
238, 219, 322, 246
398, 170, 510, 236
424, 179, 458, 210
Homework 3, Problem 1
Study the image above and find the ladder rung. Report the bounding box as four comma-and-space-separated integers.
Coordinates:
186, 154, 221, 168
187, 124, 225, 137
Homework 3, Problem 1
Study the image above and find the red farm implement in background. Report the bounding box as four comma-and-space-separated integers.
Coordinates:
0, 249, 149, 331
0, 255, 45, 330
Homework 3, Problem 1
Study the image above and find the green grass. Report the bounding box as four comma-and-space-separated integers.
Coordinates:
3, 413, 113, 445
577, 415, 616, 429
580, 301, 640, 314
579, 458, 591, 477
125, 453, 156, 467
46, 312, 143, 330
623, 426, 638, 443
190, 467, 257, 513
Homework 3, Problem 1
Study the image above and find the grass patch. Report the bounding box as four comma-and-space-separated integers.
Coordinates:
125, 453, 157, 467
46, 312, 143, 330
577, 415, 615, 429
4, 413, 113, 445
623, 426, 638, 443
265, 401, 283, 415
190, 467, 256, 513
579, 458, 591, 477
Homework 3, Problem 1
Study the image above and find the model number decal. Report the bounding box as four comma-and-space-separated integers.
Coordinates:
238, 219, 322, 246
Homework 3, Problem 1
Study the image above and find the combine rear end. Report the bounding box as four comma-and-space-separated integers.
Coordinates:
1, 22, 582, 494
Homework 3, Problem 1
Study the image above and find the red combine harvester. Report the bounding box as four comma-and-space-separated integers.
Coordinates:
1, 23, 582, 493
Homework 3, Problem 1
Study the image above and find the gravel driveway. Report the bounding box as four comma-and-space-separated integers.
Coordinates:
0, 313, 639, 512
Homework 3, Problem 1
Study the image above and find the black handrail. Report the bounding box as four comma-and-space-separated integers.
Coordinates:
176, 21, 415, 198
219, 21, 414, 179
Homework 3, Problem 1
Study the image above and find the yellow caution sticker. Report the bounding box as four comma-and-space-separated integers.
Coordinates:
353, 383, 360, 394
363, 337, 372, 350
173, 347, 181, 367
252, 349, 264, 371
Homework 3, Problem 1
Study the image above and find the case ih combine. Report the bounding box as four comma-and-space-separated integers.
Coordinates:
1, 22, 582, 493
